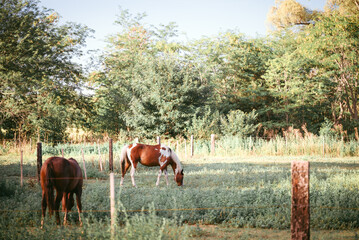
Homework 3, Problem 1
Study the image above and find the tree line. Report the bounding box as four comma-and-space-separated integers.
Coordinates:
1, 0, 358, 142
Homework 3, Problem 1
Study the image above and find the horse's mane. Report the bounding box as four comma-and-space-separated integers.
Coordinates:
169, 148, 182, 173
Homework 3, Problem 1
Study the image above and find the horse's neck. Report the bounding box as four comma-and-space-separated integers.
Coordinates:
170, 160, 182, 175
169, 161, 177, 173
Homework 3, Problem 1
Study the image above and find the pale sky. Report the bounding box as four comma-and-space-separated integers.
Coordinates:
39, 0, 326, 61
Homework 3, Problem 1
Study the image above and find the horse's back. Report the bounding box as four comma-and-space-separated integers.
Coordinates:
129, 143, 167, 167
42, 157, 82, 192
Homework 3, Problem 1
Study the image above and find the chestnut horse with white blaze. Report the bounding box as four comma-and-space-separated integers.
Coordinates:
120, 143, 184, 187
40, 157, 83, 227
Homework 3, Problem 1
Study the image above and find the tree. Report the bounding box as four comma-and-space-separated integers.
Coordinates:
267, 0, 319, 30
220, 109, 259, 137
325, 0, 359, 16
299, 13, 359, 126
90, 8, 212, 138
189, 32, 272, 116
263, 30, 333, 132
0, 0, 91, 141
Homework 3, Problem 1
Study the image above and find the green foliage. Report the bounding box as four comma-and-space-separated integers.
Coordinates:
188, 107, 221, 138
298, 13, 359, 126
0, 0, 92, 141
319, 118, 336, 138
220, 110, 259, 137
189, 32, 272, 116
0, 180, 16, 197
2, 2, 359, 142
91, 9, 212, 138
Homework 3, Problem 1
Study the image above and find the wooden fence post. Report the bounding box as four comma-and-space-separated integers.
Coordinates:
37, 142, 42, 183
190, 135, 194, 157
157, 136, 161, 145
97, 141, 103, 171
291, 161, 310, 240
109, 138, 113, 172
211, 134, 215, 155
110, 172, 116, 238
81, 148, 88, 180
20, 150, 23, 187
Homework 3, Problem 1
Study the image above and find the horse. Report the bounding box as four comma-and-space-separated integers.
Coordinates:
120, 143, 184, 187
40, 156, 83, 227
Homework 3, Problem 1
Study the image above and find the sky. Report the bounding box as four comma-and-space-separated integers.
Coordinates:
39, 0, 326, 62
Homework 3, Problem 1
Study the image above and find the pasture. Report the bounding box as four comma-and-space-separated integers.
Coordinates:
1, 141, 359, 239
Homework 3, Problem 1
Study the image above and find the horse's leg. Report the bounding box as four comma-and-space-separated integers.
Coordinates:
120, 160, 131, 186
62, 192, 68, 225
41, 191, 47, 228
130, 161, 138, 187
164, 169, 169, 186
156, 169, 162, 186
54, 191, 62, 225
76, 187, 83, 226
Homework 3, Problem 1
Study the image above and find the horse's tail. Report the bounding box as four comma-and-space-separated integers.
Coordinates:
45, 163, 55, 216
120, 145, 129, 174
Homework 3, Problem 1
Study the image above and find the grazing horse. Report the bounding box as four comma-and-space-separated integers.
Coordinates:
40, 156, 83, 227
120, 143, 184, 187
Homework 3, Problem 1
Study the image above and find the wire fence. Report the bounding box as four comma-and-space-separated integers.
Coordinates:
1, 140, 359, 233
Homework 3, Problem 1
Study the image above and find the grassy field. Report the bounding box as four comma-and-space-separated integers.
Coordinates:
1, 141, 359, 239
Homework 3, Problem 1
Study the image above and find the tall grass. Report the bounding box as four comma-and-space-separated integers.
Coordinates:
175, 135, 359, 158
1, 135, 359, 158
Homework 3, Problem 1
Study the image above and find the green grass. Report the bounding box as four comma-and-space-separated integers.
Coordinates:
1, 143, 359, 239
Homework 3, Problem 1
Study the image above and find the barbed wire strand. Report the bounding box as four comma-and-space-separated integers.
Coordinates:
1, 204, 359, 215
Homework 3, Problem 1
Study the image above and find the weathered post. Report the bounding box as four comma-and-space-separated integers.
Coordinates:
211, 134, 215, 155
37, 142, 42, 183
190, 135, 194, 157
291, 161, 310, 240
157, 136, 161, 145
109, 138, 113, 172
81, 148, 88, 180
20, 150, 23, 187
110, 172, 116, 238
97, 141, 103, 171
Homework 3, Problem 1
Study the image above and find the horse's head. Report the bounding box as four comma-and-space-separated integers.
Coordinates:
175, 169, 184, 186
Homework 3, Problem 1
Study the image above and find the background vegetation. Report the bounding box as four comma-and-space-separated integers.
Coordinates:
1, 0, 359, 143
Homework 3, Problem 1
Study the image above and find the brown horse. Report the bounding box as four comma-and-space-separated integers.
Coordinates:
120, 143, 184, 187
40, 156, 83, 227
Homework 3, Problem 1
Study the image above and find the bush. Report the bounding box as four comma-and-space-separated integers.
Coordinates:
220, 109, 259, 137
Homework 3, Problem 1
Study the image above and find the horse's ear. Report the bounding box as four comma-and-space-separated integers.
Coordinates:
181, 169, 184, 175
